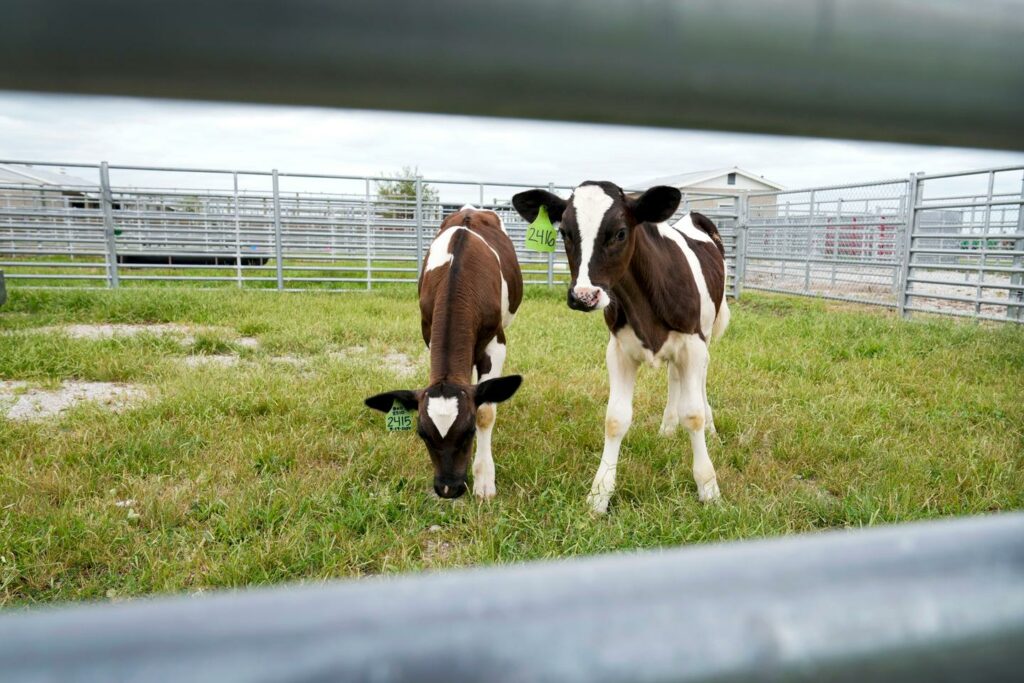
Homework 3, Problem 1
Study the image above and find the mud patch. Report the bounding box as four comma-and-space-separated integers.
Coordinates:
1, 380, 147, 421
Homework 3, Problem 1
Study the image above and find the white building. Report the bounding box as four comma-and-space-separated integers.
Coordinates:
631, 166, 784, 214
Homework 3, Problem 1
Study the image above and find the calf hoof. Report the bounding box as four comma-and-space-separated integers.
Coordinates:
587, 491, 611, 515
697, 478, 721, 503
473, 479, 496, 501
658, 421, 678, 437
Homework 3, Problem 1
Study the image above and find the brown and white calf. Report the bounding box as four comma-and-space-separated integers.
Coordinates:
365, 206, 524, 500
513, 182, 730, 513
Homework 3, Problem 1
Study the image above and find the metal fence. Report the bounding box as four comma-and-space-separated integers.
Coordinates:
2, 159, 1022, 323
0, 159, 740, 294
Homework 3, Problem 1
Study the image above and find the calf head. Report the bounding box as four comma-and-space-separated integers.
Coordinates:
364, 375, 522, 499
513, 182, 681, 312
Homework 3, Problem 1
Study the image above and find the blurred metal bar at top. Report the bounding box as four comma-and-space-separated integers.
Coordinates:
0, 0, 1022, 151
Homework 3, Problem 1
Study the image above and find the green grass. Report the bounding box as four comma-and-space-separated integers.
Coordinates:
0, 286, 1022, 606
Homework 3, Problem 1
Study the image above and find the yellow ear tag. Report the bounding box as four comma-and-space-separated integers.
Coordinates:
525, 205, 557, 253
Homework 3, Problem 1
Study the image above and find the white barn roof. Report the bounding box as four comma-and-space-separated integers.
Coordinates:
631, 167, 784, 192
0, 163, 98, 188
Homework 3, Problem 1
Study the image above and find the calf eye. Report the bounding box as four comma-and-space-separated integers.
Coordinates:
615, 228, 627, 242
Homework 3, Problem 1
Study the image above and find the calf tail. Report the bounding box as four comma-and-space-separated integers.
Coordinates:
711, 297, 730, 342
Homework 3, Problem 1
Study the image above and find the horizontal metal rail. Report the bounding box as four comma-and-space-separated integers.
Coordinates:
0, 514, 1021, 682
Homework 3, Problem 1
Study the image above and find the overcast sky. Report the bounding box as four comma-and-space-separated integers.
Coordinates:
2, 91, 1023, 193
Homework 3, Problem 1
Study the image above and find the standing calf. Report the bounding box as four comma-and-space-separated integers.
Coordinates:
365, 206, 523, 499
513, 182, 729, 513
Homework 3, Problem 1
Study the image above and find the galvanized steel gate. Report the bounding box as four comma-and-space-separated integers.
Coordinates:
1, 159, 1021, 323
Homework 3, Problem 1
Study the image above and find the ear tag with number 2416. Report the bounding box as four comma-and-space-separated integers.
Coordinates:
386, 400, 413, 432
525, 205, 557, 253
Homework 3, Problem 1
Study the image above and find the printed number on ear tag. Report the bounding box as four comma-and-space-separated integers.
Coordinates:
525, 205, 557, 253
386, 400, 413, 432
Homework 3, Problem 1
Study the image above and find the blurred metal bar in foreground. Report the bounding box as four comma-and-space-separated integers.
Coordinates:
1, 514, 1022, 682
0, 1, 1022, 151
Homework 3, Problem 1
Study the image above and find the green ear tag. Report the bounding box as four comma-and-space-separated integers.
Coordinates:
386, 400, 413, 432
525, 205, 557, 253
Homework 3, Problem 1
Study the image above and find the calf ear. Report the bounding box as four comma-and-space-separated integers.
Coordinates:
630, 185, 681, 224
474, 375, 523, 406
364, 390, 419, 413
512, 190, 567, 224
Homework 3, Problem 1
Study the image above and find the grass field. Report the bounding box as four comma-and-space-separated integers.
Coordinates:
1, 286, 1022, 606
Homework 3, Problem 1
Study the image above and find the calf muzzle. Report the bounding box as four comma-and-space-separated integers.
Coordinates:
434, 479, 467, 499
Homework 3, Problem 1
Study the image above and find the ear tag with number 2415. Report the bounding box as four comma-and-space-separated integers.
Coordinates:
525, 205, 557, 253
386, 400, 413, 432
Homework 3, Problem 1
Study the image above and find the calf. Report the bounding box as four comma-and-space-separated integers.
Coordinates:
513, 182, 730, 513
365, 206, 524, 500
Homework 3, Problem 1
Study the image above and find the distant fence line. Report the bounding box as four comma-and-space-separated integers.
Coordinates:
1, 160, 1021, 323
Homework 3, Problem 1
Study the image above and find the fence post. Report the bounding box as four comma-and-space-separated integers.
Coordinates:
272, 169, 284, 291
897, 174, 920, 319
365, 177, 373, 291
415, 175, 424, 281
99, 161, 119, 288
233, 172, 242, 288
975, 171, 995, 318
1009, 174, 1024, 322
734, 192, 747, 299
547, 182, 555, 287
805, 190, 815, 293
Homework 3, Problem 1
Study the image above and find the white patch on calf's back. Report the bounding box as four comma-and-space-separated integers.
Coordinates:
672, 213, 714, 244
657, 223, 716, 338
425, 227, 462, 273
426, 396, 459, 438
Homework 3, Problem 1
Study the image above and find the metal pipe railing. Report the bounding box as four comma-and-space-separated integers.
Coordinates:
0, 1, 1021, 150
0, 514, 1021, 682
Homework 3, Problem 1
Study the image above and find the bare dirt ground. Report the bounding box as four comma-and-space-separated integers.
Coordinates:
0, 380, 147, 421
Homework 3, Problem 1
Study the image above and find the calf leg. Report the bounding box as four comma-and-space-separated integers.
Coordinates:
588, 334, 639, 514
678, 335, 720, 503
659, 363, 682, 437
472, 333, 506, 500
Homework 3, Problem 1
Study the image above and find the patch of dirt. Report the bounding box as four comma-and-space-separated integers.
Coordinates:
42, 323, 222, 346
328, 346, 367, 361
270, 355, 308, 368
422, 538, 455, 563
181, 355, 240, 368
236, 337, 260, 349
0, 380, 147, 421
382, 352, 419, 378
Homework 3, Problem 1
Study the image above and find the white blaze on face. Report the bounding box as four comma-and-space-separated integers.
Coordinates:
571, 185, 614, 291
426, 395, 459, 438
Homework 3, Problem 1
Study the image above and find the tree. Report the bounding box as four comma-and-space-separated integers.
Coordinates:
376, 167, 438, 219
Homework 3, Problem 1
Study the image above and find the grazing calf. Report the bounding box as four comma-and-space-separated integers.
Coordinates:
513, 183, 730, 513
365, 206, 524, 500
